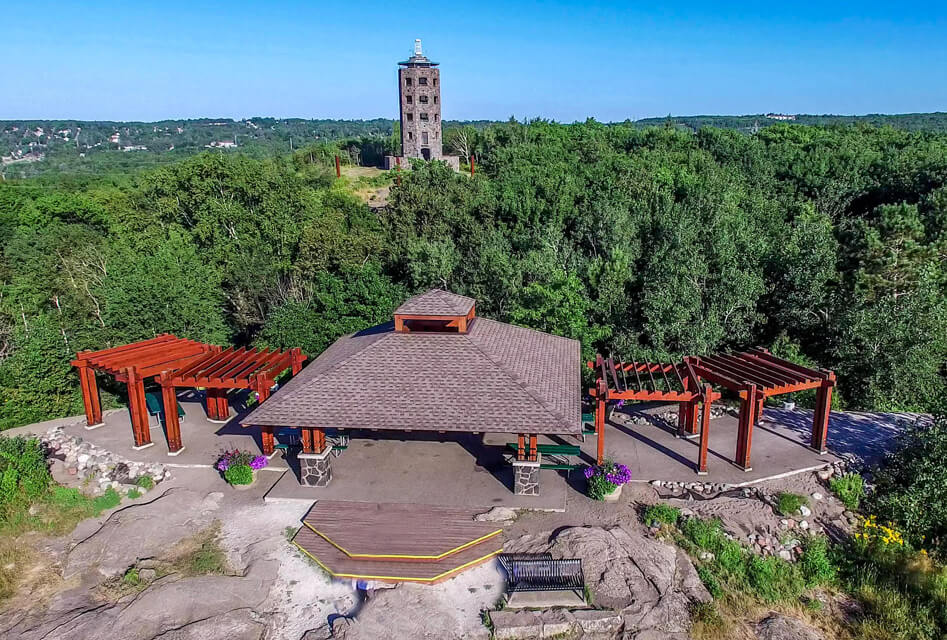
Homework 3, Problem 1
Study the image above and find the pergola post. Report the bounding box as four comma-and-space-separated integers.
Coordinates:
290, 347, 304, 375
810, 374, 835, 453
205, 389, 219, 421
76, 361, 104, 428
215, 390, 229, 421
696, 385, 712, 475
126, 367, 153, 449
735, 384, 759, 471
594, 379, 607, 466
160, 377, 184, 455
678, 398, 699, 437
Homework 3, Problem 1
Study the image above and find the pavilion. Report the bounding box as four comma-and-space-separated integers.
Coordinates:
243, 289, 582, 495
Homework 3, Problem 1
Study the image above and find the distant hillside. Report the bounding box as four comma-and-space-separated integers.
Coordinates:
0, 118, 494, 179
632, 112, 947, 133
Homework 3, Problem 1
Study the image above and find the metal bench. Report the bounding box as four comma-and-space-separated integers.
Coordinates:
498, 553, 584, 599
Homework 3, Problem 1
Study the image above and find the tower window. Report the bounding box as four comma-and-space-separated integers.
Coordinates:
433, 96, 438, 104
420, 113, 429, 121
419, 95, 428, 104
418, 77, 428, 86
434, 114, 439, 122
405, 77, 412, 87
406, 112, 413, 121
408, 131, 413, 140
422, 132, 429, 144
406, 95, 413, 104
433, 78, 438, 86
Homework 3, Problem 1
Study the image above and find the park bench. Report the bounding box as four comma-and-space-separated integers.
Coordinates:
497, 553, 585, 607
144, 391, 185, 428
504, 442, 582, 470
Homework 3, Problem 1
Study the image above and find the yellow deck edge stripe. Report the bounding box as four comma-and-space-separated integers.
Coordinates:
292, 539, 502, 583
302, 521, 503, 560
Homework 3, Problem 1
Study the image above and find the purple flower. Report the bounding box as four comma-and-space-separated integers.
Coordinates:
249, 455, 268, 470
584, 466, 596, 479
217, 459, 230, 471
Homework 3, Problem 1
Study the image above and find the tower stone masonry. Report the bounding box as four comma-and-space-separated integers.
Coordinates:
385, 39, 460, 171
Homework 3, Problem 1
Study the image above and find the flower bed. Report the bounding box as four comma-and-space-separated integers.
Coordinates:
216, 449, 267, 486
584, 460, 632, 500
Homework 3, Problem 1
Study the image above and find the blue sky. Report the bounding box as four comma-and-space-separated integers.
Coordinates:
3, 1, 946, 121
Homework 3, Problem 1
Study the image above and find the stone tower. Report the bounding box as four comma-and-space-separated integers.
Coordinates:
398, 39, 442, 161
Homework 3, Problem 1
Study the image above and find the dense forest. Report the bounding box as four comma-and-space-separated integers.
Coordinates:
0, 120, 945, 429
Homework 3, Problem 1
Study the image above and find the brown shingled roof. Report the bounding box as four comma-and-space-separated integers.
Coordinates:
394, 289, 475, 316
244, 316, 580, 435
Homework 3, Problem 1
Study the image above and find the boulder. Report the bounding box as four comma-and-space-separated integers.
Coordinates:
755, 613, 825, 640
505, 525, 709, 636
474, 506, 518, 522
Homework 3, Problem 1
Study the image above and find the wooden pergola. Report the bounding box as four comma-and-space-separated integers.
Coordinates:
72, 335, 212, 449
159, 346, 305, 454
73, 336, 306, 455
589, 355, 721, 473
591, 347, 835, 474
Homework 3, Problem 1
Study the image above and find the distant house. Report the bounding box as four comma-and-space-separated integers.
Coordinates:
109, 133, 120, 143
206, 140, 237, 149
765, 113, 797, 121
121, 145, 147, 152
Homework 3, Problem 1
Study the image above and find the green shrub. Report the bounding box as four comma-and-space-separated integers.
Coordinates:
830, 473, 865, 510
697, 565, 724, 599
223, 464, 253, 486
776, 492, 808, 516
122, 567, 140, 585
746, 555, 805, 602
644, 503, 680, 527
127, 489, 141, 499
868, 415, 947, 556
0, 436, 51, 516
799, 536, 836, 586
135, 475, 154, 490
93, 488, 121, 513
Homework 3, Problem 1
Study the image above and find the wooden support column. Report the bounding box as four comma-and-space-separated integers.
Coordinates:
76, 363, 103, 427
205, 389, 219, 420
756, 395, 765, 424
810, 374, 834, 453
595, 380, 607, 466
314, 427, 327, 453
160, 379, 184, 454
735, 384, 759, 470
260, 426, 275, 456
290, 347, 304, 375
696, 385, 712, 475
678, 398, 699, 436
517, 433, 526, 461
126, 368, 152, 449
215, 390, 229, 421
528, 434, 538, 462
301, 427, 314, 454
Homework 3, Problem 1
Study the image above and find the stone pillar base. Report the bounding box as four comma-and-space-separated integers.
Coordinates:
299, 448, 333, 487
513, 458, 541, 496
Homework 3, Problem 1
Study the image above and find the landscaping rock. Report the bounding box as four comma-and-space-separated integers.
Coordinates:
138, 568, 157, 582
798, 505, 812, 517
473, 506, 518, 523
811, 492, 823, 501
755, 613, 825, 640
490, 610, 543, 639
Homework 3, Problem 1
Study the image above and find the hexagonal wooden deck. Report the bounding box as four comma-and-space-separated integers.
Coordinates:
292, 500, 505, 583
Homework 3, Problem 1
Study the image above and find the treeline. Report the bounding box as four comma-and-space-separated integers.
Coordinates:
635, 112, 947, 133
0, 121, 945, 428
